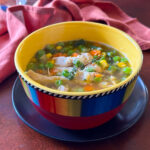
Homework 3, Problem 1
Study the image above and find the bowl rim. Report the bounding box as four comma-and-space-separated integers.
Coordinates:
15, 21, 143, 96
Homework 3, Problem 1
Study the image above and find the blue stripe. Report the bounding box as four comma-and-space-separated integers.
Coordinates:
28, 85, 39, 106
81, 87, 126, 116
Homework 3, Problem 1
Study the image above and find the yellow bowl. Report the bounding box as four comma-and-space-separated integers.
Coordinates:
14, 21, 143, 129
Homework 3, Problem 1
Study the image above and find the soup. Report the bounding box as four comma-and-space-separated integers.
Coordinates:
26, 39, 132, 92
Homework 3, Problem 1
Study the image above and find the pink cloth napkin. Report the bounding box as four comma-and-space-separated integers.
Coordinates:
0, 0, 150, 83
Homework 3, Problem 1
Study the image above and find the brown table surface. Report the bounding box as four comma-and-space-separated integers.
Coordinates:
0, 1, 150, 150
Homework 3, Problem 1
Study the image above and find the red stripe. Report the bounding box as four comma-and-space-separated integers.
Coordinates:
31, 101, 127, 130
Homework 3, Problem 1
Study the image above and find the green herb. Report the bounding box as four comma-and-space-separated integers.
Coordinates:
35, 50, 45, 59
26, 63, 37, 71
67, 72, 75, 80
73, 60, 85, 70
46, 44, 55, 50
107, 51, 114, 57
56, 42, 65, 47
95, 56, 105, 66
67, 50, 74, 56
38, 63, 45, 69
90, 45, 97, 49
74, 39, 85, 47
64, 45, 73, 52
108, 65, 118, 73
92, 55, 99, 63
78, 45, 89, 52
90, 46, 102, 51
45, 62, 54, 69
86, 67, 95, 72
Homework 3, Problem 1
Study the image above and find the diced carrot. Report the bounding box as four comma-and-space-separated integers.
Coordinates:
95, 73, 102, 77
53, 53, 59, 57
62, 53, 67, 57
37, 69, 43, 74
84, 85, 94, 91
90, 50, 101, 56
72, 53, 79, 57
50, 68, 58, 75
53, 53, 66, 57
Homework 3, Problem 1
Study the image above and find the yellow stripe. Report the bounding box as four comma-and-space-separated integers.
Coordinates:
122, 77, 137, 103
20, 78, 32, 99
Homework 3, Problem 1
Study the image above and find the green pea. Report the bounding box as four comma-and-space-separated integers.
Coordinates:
86, 67, 95, 72
113, 56, 121, 62
62, 70, 70, 77
35, 50, 45, 59
94, 77, 102, 83
55, 80, 63, 87
121, 57, 128, 63
123, 67, 132, 75
45, 62, 54, 69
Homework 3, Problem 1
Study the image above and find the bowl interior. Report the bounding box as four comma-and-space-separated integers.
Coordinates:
15, 21, 143, 96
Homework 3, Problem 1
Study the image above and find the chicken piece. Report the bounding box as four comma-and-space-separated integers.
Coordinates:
110, 75, 118, 85
84, 64, 103, 73
58, 85, 69, 92
53, 56, 73, 67
55, 67, 73, 73
99, 81, 112, 89
27, 70, 68, 86
73, 53, 93, 65
75, 70, 95, 81
53, 53, 93, 67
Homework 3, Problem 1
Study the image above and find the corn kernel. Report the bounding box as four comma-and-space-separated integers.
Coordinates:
101, 52, 106, 57
48, 59, 55, 64
117, 62, 126, 68
100, 60, 109, 69
46, 53, 52, 59
86, 75, 90, 82
56, 46, 62, 50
